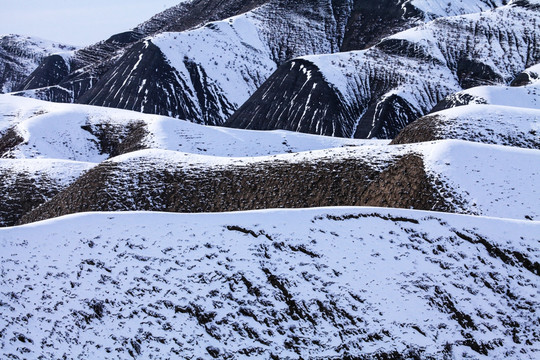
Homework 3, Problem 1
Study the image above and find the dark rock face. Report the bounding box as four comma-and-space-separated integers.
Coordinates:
457, 59, 504, 89
78, 41, 209, 121
226, 59, 358, 136
0, 35, 75, 93
341, 0, 422, 51
510, 67, 540, 86
15, 55, 70, 91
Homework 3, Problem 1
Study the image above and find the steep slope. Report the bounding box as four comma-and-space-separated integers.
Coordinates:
0, 35, 76, 93
12, 0, 270, 103
227, 1, 540, 138
0, 159, 94, 226
19, 140, 540, 225
1, 208, 539, 359
16, 0, 506, 125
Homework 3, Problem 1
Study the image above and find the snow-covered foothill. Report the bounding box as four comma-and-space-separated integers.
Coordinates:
0, 94, 381, 161
0, 207, 538, 359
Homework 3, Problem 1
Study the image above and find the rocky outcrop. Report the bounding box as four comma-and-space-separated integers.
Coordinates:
0, 160, 93, 226
18, 146, 460, 225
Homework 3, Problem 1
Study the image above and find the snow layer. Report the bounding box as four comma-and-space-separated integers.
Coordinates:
0, 95, 380, 161
0, 208, 538, 359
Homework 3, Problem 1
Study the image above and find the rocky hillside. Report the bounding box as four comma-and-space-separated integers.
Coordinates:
0, 159, 94, 226
19, 140, 540, 225
227, 1, 539, 138
0, 34, 76, 93
0, 95, 372, 226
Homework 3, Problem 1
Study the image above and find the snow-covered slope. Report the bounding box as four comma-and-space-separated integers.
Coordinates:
18, 140, 540, 225
0, 95, 373, 162
392, 80, 540, 148
227, 1, 540, 138
0, 34, 76, 93
1, 208, 538, 359
433, 81, 540, 111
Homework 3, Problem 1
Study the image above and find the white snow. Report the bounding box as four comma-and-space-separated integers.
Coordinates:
0, 207, 537, 359
0, 94, 383, 161
421, 140, 540, 220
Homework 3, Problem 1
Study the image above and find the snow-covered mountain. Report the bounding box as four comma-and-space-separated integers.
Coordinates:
0, 34, 76, 93
13, 0, 510, 128
0, 95, 375, 225
227, 1, 540, 138
1, 208, 538, 359
0, 95, 370, 162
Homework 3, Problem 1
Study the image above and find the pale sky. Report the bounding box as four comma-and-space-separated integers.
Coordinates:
0, 0, 185, 46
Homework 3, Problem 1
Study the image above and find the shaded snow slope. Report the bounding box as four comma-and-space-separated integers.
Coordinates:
227, 2, 539, 138
0, 34, 76, 93
1, 208, 538, 359
19, 140, 540, 224
0, 95, 374, 162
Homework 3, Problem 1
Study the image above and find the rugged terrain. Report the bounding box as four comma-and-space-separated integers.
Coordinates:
1, 208, 539, 359
228, 1, 540, 138
392, 77, 540, 148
